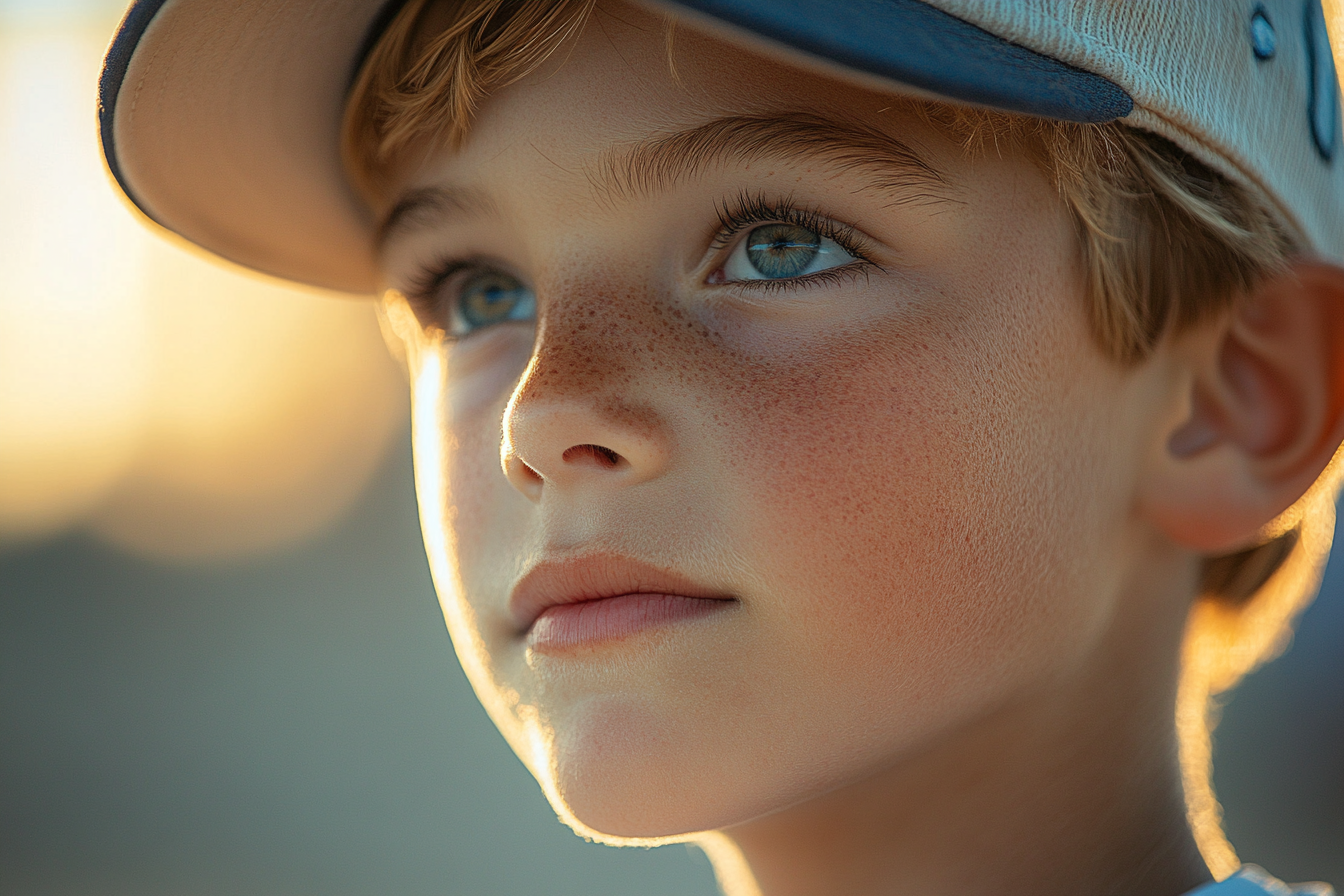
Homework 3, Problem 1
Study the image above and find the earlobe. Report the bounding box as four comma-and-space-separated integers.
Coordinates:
1141, 261, 1344, 553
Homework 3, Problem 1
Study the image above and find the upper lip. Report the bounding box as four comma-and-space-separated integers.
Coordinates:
508, 553, 733, 633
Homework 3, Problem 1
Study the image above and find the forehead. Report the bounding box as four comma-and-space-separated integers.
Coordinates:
388, 1, 962, 205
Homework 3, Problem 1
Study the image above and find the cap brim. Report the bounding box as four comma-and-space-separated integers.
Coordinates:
99, 0, 1131, 295
100, 0, 401, 294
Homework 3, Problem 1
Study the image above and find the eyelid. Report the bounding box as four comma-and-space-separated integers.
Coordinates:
397, 254, 461, 300
710, 192, 871, 254
398, 255, 529, 335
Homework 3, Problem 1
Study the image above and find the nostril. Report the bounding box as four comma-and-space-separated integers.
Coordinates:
562, 444, 623, 469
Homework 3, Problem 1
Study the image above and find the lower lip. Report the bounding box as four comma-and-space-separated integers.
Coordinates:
526, 593, 732, 652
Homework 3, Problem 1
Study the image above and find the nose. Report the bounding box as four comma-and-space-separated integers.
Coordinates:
500, 361, 673, 502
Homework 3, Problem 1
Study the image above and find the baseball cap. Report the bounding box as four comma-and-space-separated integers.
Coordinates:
98, 0, 1344, 295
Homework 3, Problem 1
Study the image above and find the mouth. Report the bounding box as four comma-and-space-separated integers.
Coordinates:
509, 554, 736, 652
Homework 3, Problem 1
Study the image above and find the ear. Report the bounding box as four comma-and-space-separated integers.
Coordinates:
1140, 261, 1344, 553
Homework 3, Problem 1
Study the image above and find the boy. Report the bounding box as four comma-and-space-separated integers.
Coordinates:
99, 1, 1344, 894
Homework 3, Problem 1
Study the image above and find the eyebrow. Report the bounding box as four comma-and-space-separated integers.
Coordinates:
592, 112, 950, 205
378, 112, 951, 245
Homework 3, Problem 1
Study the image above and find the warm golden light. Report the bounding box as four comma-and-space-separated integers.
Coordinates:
0, 5, 405, 561
0, 18, 152, 539
85, 249, 405, 560
1179, 478, 1338, 878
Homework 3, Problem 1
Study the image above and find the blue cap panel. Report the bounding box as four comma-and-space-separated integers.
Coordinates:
663, 0, 1133, 123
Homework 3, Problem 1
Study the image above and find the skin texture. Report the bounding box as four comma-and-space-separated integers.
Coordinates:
373, 4, 1344, 894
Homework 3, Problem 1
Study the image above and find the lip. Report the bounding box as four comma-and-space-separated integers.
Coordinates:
509, 554, 735, 649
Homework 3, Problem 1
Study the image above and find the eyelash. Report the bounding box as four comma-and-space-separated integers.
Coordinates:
405, 259, 463, 305
401, 258, 472, 329
709, 191, 877, 290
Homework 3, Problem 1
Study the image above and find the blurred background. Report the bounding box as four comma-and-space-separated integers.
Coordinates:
0, 1, 1339, 893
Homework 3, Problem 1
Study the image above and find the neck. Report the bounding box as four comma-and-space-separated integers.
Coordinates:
706, 559, 1214, 896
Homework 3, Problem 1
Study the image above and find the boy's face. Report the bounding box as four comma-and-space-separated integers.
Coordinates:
379, 4, 1179, 839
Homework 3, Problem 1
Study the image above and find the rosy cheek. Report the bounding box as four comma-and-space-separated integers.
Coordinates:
696, 294, 1077, 692
719, 332, 974, 601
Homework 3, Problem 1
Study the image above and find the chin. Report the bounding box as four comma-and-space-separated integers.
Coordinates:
537, 694, 788, 842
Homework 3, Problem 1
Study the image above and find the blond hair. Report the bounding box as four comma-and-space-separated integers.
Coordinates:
344, 0, 1331, 874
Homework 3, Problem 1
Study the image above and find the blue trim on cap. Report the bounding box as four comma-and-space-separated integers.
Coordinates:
662, 0, 1133, 123
1305, 0, 1340, 161
97, 0, 171, 226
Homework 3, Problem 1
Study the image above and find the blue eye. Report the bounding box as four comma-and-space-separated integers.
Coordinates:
721, 223, 856, 282
446, 268, 535, 337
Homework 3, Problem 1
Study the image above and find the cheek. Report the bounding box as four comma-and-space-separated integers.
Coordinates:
706, 276, 1125, 755
416, 327, 535, 588
408, 331, 541, 749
